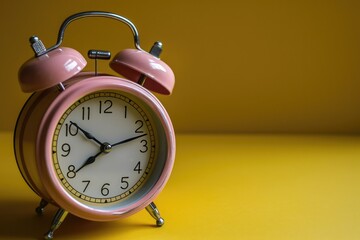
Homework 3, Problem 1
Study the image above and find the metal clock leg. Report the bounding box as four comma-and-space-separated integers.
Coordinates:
35, 199, 49, 215
145, 202, 164, 227
44, 208, 69, 240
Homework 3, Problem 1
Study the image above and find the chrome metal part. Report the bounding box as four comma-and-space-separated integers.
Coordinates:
57, 82, 66, 92
88, 50, 111, 76
35, 199, 49, 215
88, 50, 111, 60
145, 202, 164, 227
137, 75, 147, 86
101, 142, 112, 153
41, 11, 143, 56
149, 41, 163, 58
29, 36, 47, 56
44, 208, 69, 239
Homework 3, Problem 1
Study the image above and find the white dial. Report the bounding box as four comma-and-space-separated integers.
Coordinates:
52, 91, 157, 205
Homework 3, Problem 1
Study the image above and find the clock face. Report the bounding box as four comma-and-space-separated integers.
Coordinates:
52, 91, 158, 206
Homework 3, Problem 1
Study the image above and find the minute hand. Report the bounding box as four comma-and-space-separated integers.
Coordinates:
112, 133, 147, 147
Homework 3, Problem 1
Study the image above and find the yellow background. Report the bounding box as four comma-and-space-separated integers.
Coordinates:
0, 0, 360, 133
1, 1, 360, 240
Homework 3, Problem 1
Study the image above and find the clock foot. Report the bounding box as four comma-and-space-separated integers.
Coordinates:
145, 202, 164, 227
35, 199, 49, 215
44, 208, 68, 239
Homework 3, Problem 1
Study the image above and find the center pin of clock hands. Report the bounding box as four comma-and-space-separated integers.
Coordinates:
70, 121, 147, 173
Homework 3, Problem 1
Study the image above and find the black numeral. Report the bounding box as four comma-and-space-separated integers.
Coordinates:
140, 140, 148, 153
101, 183, 110, 196
121, 177, 129, 190
124, 106, 127, 118
135, 120, 144, 133
82, 180, 90, 192
61, 143, 71, 157
134, 161, 142, 174
65, 123, 78, 137
99, 100, 113, 114
67, 165, 76, 179
82, 107, 90, 120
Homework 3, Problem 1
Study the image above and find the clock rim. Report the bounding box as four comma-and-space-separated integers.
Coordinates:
36, 76, 175, 221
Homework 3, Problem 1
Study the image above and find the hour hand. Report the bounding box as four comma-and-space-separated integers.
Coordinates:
70, 121, 103, 145
76, 151, 102, 173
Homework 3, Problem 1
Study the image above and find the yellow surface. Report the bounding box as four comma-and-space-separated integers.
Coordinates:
2, 131, 360, 239
1, 0, 360, 133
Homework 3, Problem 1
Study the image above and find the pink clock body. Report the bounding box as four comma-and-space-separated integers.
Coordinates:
13, 11, 176, 239
15, 73, 175, 221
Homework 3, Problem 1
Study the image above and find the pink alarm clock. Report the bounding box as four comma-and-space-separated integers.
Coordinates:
14, 11, 175, 239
